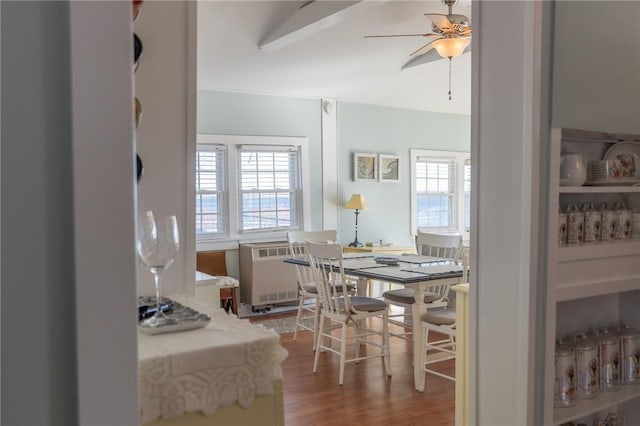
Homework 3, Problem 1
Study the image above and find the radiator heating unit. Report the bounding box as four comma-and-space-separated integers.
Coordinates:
239, 242, 299, 307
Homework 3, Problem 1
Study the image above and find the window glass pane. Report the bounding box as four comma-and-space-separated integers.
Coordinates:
277, 210, 292, 227
274, 172, 290, 189
261, 192, 276, 211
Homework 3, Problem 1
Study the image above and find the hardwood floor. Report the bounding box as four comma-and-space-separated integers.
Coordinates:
253, 315, 455, 426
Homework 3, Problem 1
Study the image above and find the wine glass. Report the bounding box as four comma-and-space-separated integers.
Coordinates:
137, 210, 180, 327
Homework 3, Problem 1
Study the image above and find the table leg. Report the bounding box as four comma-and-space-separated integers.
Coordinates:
356, 277, 368, 296
412, 284, 426, 392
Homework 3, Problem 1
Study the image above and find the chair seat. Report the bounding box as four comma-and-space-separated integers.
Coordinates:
337, 296, 388, 312
382, 288, 441, 304
302, 282, 355, 294
421, 308, 456, 326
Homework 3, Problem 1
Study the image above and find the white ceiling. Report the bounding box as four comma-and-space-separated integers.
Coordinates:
197, 0, 472, 115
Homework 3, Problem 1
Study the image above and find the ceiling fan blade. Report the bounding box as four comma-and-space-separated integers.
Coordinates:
457, 26, 472, 37
402, 49, 443, 69
409, 39, 438, 57
364, 33, 437, 38
401, 44, 471, 70
425, 13, 453, 31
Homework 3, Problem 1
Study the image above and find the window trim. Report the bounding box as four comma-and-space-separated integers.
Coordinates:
410, 149, 471, 237
196, 134, 310, 251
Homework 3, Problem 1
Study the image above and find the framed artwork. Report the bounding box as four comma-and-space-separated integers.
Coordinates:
378, 154, 399, 182
353, 153, 377, 181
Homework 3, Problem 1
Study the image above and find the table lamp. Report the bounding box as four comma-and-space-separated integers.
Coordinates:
344, 194, 368, 247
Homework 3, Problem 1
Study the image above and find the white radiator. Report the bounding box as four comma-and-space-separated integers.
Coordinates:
239, 242, 299, 306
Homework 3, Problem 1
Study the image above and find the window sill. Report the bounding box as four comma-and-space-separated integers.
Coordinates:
196, 231, 290, 252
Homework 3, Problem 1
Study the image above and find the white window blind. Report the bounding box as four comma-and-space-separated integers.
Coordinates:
195, 144, 226, 237
236, 145, 301, 232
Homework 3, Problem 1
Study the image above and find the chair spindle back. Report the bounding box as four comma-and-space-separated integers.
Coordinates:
306, 241, 351, 316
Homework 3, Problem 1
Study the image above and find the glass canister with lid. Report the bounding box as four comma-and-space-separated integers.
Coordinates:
594, 328, 621, 391
600, 202, 617, 242
613, 200, 632, 240
555, 340, 576, 407
581, 202, 601, 243
618, 326, 640, 384
566, 203, 585, 245
574, 333, 599, 399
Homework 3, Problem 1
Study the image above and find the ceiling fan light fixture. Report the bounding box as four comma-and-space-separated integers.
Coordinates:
432, 37, 470, 58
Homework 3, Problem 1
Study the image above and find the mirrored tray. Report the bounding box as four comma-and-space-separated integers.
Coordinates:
138, 296, 210, 335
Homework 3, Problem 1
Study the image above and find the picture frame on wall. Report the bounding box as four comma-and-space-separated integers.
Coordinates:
353, 153, 377, 181
378, 154, 399, 182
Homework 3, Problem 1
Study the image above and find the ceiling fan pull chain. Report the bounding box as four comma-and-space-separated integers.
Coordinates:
448, 57, 452, 101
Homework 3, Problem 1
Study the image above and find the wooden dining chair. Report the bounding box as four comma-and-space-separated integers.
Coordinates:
382, 232, 463, 338
287, 230, 354, 350
418, 248, 469, 384
306, 241, 392, 386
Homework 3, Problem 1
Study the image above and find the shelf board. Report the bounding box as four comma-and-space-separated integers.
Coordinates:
553, 385, 640, 425
555, 276, 640, 302
559, 186, 640, 193
557, 239, 640, 262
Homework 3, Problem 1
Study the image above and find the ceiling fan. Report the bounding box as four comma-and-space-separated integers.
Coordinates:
365, 0, 471, 100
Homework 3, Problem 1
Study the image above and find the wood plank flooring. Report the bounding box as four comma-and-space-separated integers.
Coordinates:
252, 315, 455, 426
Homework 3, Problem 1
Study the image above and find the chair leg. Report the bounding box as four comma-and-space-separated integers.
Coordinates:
339, 322, 348, 386
293, 293, 305, 342
354, 322, 361, 362
313, 315, 325, 373
383, 313, 392, 377
312, 296, 320, 351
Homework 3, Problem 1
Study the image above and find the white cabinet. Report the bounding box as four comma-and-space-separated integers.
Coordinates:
545, 128, 640, 425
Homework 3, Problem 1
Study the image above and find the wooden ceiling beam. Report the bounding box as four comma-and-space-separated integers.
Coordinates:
259, 0, 389, 51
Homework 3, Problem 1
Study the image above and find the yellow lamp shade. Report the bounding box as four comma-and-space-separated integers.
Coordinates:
344, 194, 368, 210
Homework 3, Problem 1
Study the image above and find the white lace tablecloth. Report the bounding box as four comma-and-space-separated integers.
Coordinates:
138, 309, 288, 424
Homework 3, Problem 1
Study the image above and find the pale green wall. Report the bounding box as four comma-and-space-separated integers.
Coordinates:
337, 102, 470, 246
197, 90, 471, 247
552, 1, 640, 134
197, 90, 324, 231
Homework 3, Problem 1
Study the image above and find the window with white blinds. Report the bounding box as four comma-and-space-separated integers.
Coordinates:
195, 134, 309, 249
410, 149, 471, 235
237, 145, 300, 232
195, 145, 226, 237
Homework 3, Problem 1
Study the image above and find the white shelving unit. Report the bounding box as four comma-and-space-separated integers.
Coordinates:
545, 128, 640, 425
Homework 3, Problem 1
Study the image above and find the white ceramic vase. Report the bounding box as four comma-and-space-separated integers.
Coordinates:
560, 153, 587, 186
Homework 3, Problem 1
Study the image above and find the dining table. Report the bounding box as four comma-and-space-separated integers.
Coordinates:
284, 252, 464, 392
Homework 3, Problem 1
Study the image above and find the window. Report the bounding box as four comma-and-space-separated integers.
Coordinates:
237, 146, 300, 232
196, 135, 309, 249
410, 149, 471, 235
195, 145, 226, 236
464, 159, 471, 231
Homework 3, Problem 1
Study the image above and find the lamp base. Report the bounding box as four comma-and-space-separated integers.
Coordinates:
348, 240, 363, 248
